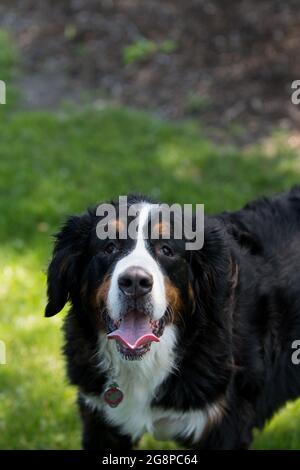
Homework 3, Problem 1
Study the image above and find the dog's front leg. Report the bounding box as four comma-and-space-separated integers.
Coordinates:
78, 396, 133, 450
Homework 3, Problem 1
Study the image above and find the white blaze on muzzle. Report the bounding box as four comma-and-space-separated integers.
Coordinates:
107, 204, 167, 323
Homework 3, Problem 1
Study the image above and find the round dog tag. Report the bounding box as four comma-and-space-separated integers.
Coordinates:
104, 383, 124, 408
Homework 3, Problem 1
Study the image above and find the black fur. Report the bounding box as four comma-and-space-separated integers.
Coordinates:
46, 187, 300, 449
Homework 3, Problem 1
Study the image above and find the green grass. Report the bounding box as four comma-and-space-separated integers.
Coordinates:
123, 38, 177, 65
1, 31, 300, 450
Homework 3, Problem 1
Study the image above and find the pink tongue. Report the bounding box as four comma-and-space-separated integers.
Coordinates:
107, 311, 159, 350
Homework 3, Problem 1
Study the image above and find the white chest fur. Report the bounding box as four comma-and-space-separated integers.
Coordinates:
82, 325, 221, 444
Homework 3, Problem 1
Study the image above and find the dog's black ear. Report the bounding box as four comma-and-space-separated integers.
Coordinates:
190, 219, 232, 321
45, 213, 93, 317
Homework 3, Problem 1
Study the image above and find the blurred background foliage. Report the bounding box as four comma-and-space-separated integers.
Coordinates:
1, 0, 300, 450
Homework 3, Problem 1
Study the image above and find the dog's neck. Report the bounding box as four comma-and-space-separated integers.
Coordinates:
97, 324, 178, 388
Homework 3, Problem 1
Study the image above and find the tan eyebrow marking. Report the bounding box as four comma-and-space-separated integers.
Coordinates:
95, 275, 111, 307
152, 222, 171, 238
164, 277, 183, 323
110, 219, 125, 232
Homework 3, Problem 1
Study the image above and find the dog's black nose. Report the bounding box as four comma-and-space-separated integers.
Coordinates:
118, 267, 153, 297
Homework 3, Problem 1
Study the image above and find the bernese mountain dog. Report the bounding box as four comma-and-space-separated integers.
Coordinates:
45, 187, 300, 450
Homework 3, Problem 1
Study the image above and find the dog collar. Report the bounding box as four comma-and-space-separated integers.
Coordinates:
104, 383, 124, 408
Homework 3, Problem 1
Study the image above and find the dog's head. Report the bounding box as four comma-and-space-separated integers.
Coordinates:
46, 195, 233, 361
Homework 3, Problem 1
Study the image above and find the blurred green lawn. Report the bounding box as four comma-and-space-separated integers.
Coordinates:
1, 31, 300, 450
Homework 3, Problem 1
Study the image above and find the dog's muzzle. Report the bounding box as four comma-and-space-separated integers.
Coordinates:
106, 266, 165, 359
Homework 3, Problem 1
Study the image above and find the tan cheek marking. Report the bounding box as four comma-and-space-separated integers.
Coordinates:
188, 282, 196, 314
91, 275, 111, 330
164, 278, 183, 323
188, 282, 194, 301
95, 275, 111, 307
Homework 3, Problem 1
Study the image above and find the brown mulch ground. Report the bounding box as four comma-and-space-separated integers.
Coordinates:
1, 0, 300, 144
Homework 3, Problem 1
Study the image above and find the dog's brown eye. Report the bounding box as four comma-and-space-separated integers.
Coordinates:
160, 245, 174, 257
104, 242, 118, 255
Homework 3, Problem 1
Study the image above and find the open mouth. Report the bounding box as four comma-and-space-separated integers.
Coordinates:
106, 310, 165, 360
